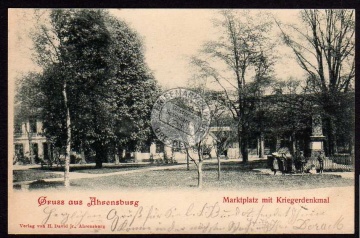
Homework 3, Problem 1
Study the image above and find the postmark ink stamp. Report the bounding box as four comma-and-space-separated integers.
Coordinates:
151, 88, 211, 148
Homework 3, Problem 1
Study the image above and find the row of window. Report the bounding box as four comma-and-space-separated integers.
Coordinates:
14, 143, 38, 157
14, 119, 38, 134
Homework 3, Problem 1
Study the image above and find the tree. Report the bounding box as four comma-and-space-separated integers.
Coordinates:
243, 52, 275, 158
202, 89, 234, 180
32, 9, 112, 186
276, 9, 355, 155
105, 14, 161, 162
31, 9, 158, 186
208, 92, 227, 180
266, 78, 314, 155
191, 10, 275, 163
211, 130, 232, 180
184, 142, 205, 188
111, 79, 160, 163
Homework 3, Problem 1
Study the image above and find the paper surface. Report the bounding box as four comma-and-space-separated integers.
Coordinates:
8, 8, 355, 235
8, 187, 354, 234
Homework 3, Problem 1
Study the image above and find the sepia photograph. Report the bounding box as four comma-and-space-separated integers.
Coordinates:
8, 8, 355, 234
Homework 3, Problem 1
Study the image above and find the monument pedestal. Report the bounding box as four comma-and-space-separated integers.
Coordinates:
310, 107, 325, 157
310, 135, 325, 157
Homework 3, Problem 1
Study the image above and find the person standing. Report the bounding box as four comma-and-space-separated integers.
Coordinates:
299, 151, 306, 174
223, 149, 228, 160
281, 153, 287, 174
294, 151, 301, 171
317, 151, 325, 174
272, 156, 279, 175
286, 153, 293, 173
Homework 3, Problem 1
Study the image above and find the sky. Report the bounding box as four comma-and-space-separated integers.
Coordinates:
8, 9, 306, 91
110, 9, 305, 89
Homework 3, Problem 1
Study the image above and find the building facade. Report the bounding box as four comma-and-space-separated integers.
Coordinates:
13, 118, 50, 163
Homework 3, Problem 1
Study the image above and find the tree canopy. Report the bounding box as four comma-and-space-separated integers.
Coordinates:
29, 9, 160, 169
191, 10, 276, 162
277, 9, 355, 155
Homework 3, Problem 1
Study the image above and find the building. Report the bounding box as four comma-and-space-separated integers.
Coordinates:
13, 118, 50, 163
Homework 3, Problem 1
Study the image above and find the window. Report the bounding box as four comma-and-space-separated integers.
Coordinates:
140, 144, 150, 153
14, 124, 22, 134
156, 142, 164, 153
32, 143, 38, 157
29, 119, 37, 133
15, 144, 24, 157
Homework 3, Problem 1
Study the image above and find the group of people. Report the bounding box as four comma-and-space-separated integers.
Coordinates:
271, 152, 292, 175
272, 151, 325, 175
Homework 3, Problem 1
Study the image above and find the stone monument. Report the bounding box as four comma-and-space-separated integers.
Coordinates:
310, 107, 325, 157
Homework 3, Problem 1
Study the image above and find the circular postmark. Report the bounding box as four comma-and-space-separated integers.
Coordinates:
151, 88, 211, 148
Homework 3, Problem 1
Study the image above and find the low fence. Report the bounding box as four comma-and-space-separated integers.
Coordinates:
306, 156, 354, 170
267, 155, 354, 172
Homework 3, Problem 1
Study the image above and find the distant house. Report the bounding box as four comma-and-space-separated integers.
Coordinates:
134, 127, 238, 162
13, 118, 51, 163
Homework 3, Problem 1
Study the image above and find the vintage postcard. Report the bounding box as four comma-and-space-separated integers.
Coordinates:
8, 9, 355, 234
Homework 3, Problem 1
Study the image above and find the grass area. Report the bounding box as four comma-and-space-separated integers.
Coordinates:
71, 168, 352, 191
13, 180, 65, 190
33, 162, 182, 174
203, 160, 267, 171
74, 163, 181, 174
14, 160, 353, 191
13, 170, 63, 182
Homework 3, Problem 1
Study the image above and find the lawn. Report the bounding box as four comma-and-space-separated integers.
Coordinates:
33, 162, 182, 174
71, 167, 352, 191
13, 170, 63, 182
15, 160, 353, 191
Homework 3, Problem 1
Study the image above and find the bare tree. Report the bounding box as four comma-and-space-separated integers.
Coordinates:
206, 90, 232, 180
184, 141, 205, 188
191, 10, 275, 163
276, 9, 355, 155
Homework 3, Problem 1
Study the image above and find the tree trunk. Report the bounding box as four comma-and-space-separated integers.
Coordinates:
237, 138, 242, 161
63, 82, 71, 187
291, 132, 296, 156
237, 126, 248, 163
197, 160, 203, 188
196, 143, 204, 188
241, 125, 249, 163
327, 117, 337, 156
95, 145, 104, 168
186, 154, 190, 170
217, 156, 221, 180
292, 139, 296, 157
94, 140, 105, 168
24, 122, 34, 164
349, 134, 354, 155
95, 159, 102, 168
80, 140, 86, 164
114, 144, 119, 165
258, 133, 264, 158
241, 139, 249, 163
48, 143, 53, 162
